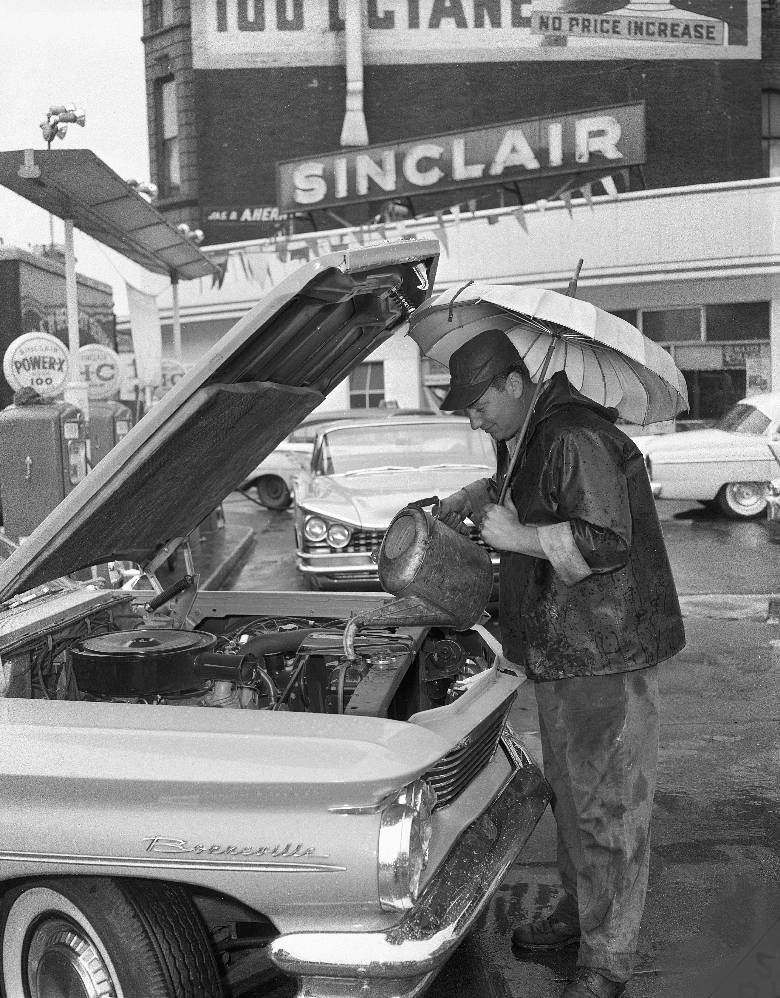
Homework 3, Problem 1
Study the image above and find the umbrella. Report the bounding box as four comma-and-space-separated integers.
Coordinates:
408, 282, 689, 428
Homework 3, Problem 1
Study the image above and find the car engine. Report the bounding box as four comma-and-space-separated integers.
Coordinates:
18, 608, 493, 721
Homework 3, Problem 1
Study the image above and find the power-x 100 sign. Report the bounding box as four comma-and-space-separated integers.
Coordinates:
276, 103, 645, 212
3, 332, 70, 399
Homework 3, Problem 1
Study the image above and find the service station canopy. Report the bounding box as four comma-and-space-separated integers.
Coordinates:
0, 149, 219, 281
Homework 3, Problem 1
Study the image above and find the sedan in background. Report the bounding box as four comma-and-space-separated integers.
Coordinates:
240, 408, 434, 509
294, 416, 497, 587
634, 392, 780, 518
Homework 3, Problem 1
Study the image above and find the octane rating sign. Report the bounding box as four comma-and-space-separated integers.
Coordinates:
152, 359, 186, 401
3, 332, 69, 398
79, 344, 121, 400
191, 0, 757, 64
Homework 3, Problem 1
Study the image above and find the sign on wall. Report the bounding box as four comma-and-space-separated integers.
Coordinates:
203, 204, 288, 237
3, 332, 70, 398
192, 0, 758, 65
277, 102, 645, 211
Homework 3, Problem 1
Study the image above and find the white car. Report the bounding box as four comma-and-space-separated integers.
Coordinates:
240, 409, 435, 509
294, 416, 499, 587
634, 392, 780, 518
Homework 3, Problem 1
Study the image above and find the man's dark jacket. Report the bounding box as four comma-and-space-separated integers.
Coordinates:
469, 373, 685, 681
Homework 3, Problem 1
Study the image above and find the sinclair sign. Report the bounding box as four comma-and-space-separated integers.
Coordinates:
277, 102, 645, 212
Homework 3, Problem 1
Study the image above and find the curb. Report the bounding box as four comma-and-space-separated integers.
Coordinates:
201, 527, 256, 591
679, 593, 780, 622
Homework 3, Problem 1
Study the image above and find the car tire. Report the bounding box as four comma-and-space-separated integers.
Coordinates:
0, 877, 225, 998
716, 482, 768, 519
254, 476, 292, 510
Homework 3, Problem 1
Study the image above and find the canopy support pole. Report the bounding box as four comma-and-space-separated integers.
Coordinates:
171, 274, 182, 364
62, 217, 89, 418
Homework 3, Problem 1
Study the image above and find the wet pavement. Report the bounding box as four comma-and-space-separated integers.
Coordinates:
222, 494, 780, 997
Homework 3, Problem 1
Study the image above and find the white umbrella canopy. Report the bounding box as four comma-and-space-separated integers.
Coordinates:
408, 283, 689, 426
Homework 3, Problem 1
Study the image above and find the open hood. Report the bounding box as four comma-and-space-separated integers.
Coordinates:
0, 240, 439, 600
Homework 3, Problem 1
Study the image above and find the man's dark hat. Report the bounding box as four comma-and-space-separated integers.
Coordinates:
440, 328, 523, 411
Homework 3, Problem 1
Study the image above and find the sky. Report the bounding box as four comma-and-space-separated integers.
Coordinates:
0, 0, 160, 313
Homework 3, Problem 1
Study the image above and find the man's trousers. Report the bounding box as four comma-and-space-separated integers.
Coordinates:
535, 666, 659, 983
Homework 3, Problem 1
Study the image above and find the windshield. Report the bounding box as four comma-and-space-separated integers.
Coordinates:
317, 422, 495, 475
715, 404, 771, 435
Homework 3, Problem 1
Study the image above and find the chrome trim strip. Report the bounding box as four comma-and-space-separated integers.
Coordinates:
270, 759, 551, 980
0, 851, 346, 874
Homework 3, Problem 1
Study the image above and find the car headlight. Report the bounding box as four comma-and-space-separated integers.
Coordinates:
303, 515, 328, 542
327, 523, 351, 549
377, 779, 436, 912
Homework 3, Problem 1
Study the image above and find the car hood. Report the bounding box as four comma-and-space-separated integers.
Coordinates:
0, 241, 439, 600
299, 466, 492, 529
636, 427, 764, 458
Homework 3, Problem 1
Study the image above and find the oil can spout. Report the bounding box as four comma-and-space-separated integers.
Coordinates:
342, 595, 458, 660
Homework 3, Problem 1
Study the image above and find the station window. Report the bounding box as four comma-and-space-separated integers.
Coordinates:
349, 362, 385, 408
642, 308, 702, 342
156, 77, 180, 197
705, 302, 770, 341
762, 90, 780, 177
149, 0, 174, 31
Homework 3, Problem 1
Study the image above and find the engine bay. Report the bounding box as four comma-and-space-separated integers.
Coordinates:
0, 590, 496, 722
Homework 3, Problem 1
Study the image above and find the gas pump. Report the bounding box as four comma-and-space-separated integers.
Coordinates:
87, 400, 133, 468
0, 393, 88, 542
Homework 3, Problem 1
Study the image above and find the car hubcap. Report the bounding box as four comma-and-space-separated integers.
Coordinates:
26, 918, 117, 998
728, 482, 765, 512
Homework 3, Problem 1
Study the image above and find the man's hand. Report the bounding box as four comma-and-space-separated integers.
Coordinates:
480, 496, 521, 551
480, 495, 546, 558
437, 489, 472, 535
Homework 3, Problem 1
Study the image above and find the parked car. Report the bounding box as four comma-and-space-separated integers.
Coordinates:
294, 415, 499, 588
240, 408, 435, 509
0, 241, 549, 998
633, 392, 780, 518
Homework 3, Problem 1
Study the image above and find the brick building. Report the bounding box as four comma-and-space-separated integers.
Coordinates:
138, 0, 780, 420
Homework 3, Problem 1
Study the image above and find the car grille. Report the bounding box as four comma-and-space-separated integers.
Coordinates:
304, 525, 493, 556
425, 697, 513, 809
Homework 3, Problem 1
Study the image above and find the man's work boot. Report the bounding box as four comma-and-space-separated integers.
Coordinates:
511, 896, 580, 951
562, 968, 626, 997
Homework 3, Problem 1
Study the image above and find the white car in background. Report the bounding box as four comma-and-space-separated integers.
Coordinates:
240, 408, 435, 509
634, 392, 780, 518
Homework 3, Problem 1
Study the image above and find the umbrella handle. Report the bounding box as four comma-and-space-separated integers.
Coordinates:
497, 338, 557, 507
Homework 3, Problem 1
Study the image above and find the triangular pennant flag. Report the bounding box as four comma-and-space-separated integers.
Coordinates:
487, 214, 500, 226
238, 250, 253, 280
255, 254, 270, 288
581, 183, 594, 209
600, 175, 619, 199
514, 207, 528, 232
433, 212, 450, 254
560, 191, 573, 217
209, 252, 229, 289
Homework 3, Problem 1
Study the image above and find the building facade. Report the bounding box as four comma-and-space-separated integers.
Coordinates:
138, 0, 778, 421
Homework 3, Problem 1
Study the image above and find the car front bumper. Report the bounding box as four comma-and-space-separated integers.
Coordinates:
297, 549, 501, 583
269, 734, 550, 998
297, 550, 380, 582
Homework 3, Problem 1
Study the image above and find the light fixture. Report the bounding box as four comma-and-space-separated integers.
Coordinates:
39, 104, 86, 148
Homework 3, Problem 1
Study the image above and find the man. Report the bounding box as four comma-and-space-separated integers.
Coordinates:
437, 328, 685, 998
